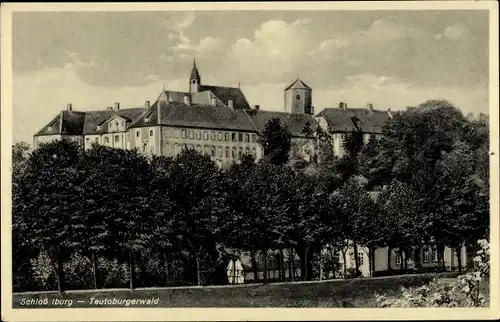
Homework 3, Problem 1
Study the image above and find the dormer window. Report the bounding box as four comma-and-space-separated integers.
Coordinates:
145, 117, 150, 123
96, 125, 101, 131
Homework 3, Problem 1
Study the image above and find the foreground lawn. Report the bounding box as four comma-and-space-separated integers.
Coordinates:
13, 273, 470, 308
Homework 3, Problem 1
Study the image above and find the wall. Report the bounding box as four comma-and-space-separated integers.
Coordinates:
159, 126, 260, 167
34, 135, 62, 149
284, 88, 311, 114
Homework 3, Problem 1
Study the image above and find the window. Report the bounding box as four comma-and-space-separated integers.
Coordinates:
238, 147, 243, 158
196, 131, 201, 140
238, 133, 243, 142
357, 253, 364, 266
196, 145, 202, 153
251, 134, 256, 143
188, 144, 194, 150
244, 134, 249, 142
395, 253, 402, 265
189, 130, 194, 139
218, 146, 223, 157
204, 145, 209, 155
211, 131, 216, 140
143, 143, 148, 153
218, 132, 223, 141
181, 129, 186, 139
86, 138, 90, 141
104, 137, 109, 144
225, 147, 230, 157
232, 133, 237, 142
115, 135, 120, 143
204, 131, 209, 140
136, 131, 140, 138
245, 147, 250, 155
423, 249, 430, 263
149, 130, 154, 137
251, 148, 256, 157
115, 121, 119, 127
211, 145, 216, 157
432, 248, 438, 262
296, 94, 300, 99
216, 159, 222, 168
225, 133, 230, 141
232, 147, 236, 158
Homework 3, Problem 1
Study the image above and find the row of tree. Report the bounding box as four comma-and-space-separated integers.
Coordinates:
12, 100, 489, 293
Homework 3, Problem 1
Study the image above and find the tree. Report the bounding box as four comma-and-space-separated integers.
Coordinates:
12, 141, 37, 291
16, 140, 82, 293
432, 142, 489, 272
149, 155, 177, 286
377, 180, 423, 273
258, 117, 292, 165
166, 149, 230, 286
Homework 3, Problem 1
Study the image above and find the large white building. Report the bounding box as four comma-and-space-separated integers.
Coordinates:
34, 61, 393, 164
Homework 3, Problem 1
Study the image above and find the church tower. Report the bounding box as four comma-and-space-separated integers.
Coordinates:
189, 59, 201, 93
284, 78, 312, 114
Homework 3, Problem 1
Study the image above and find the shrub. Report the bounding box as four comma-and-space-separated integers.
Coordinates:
375, 240, 490, 307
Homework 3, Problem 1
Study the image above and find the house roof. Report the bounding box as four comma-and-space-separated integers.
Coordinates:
200, 85, 251, 110
285, 78, 311, 91
35, 111, 86, 136
133, 101, 256, 132
83, 108, 147, 135
316, 107, 391, 133
245, 109, 318, 138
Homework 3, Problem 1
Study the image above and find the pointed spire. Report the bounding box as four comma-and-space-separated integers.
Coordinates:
190, 57, 200, 80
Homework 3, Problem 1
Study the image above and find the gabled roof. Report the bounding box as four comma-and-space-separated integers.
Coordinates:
285, 78, 311, 91
81, 108, 147, 135
316, 107, 391, 134
200, 85, 251, 110
134, 101, 256, 132
245, 109, 318, 138
35, 111, 86, 136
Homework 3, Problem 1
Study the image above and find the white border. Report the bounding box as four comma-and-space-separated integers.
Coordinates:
1, 2, 499, 321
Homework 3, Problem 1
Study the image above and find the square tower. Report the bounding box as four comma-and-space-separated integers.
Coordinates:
284, 78, 312, 114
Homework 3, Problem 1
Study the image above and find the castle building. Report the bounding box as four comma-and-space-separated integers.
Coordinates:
33, 61, 393, 164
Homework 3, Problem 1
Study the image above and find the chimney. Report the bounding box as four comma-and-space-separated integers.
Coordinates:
367, 103, 374, 111
310, 106, 315, 115
228, 99, 234, 109
114, 102, 120, 110
145, 101, 150, 109
344, 103, 348, 109
66, 103, 72, 111
339, 102, 345, 109
184, 95, 190, 105
254, 105, 260, 111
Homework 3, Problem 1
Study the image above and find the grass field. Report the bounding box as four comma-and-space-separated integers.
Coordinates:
12, 272, 470, 308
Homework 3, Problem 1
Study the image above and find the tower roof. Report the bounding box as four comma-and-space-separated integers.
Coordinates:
190, 59, 201, 80
285, 78, 311, 91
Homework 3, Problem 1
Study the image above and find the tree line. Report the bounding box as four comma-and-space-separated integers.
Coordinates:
12, 100, 489, 293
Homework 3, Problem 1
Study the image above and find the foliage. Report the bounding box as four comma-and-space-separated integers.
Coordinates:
258, 117, 292, 165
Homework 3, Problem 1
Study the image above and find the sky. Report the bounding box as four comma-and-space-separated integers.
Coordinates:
12, 10, 490, 144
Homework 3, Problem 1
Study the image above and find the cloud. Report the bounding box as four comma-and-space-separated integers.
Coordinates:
443, 23, 470, 40
435, 23, 470, 41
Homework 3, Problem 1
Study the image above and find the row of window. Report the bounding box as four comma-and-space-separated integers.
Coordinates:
167, 143, 257, 159
395, 248, 439, 265
155, 128, 257, 143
